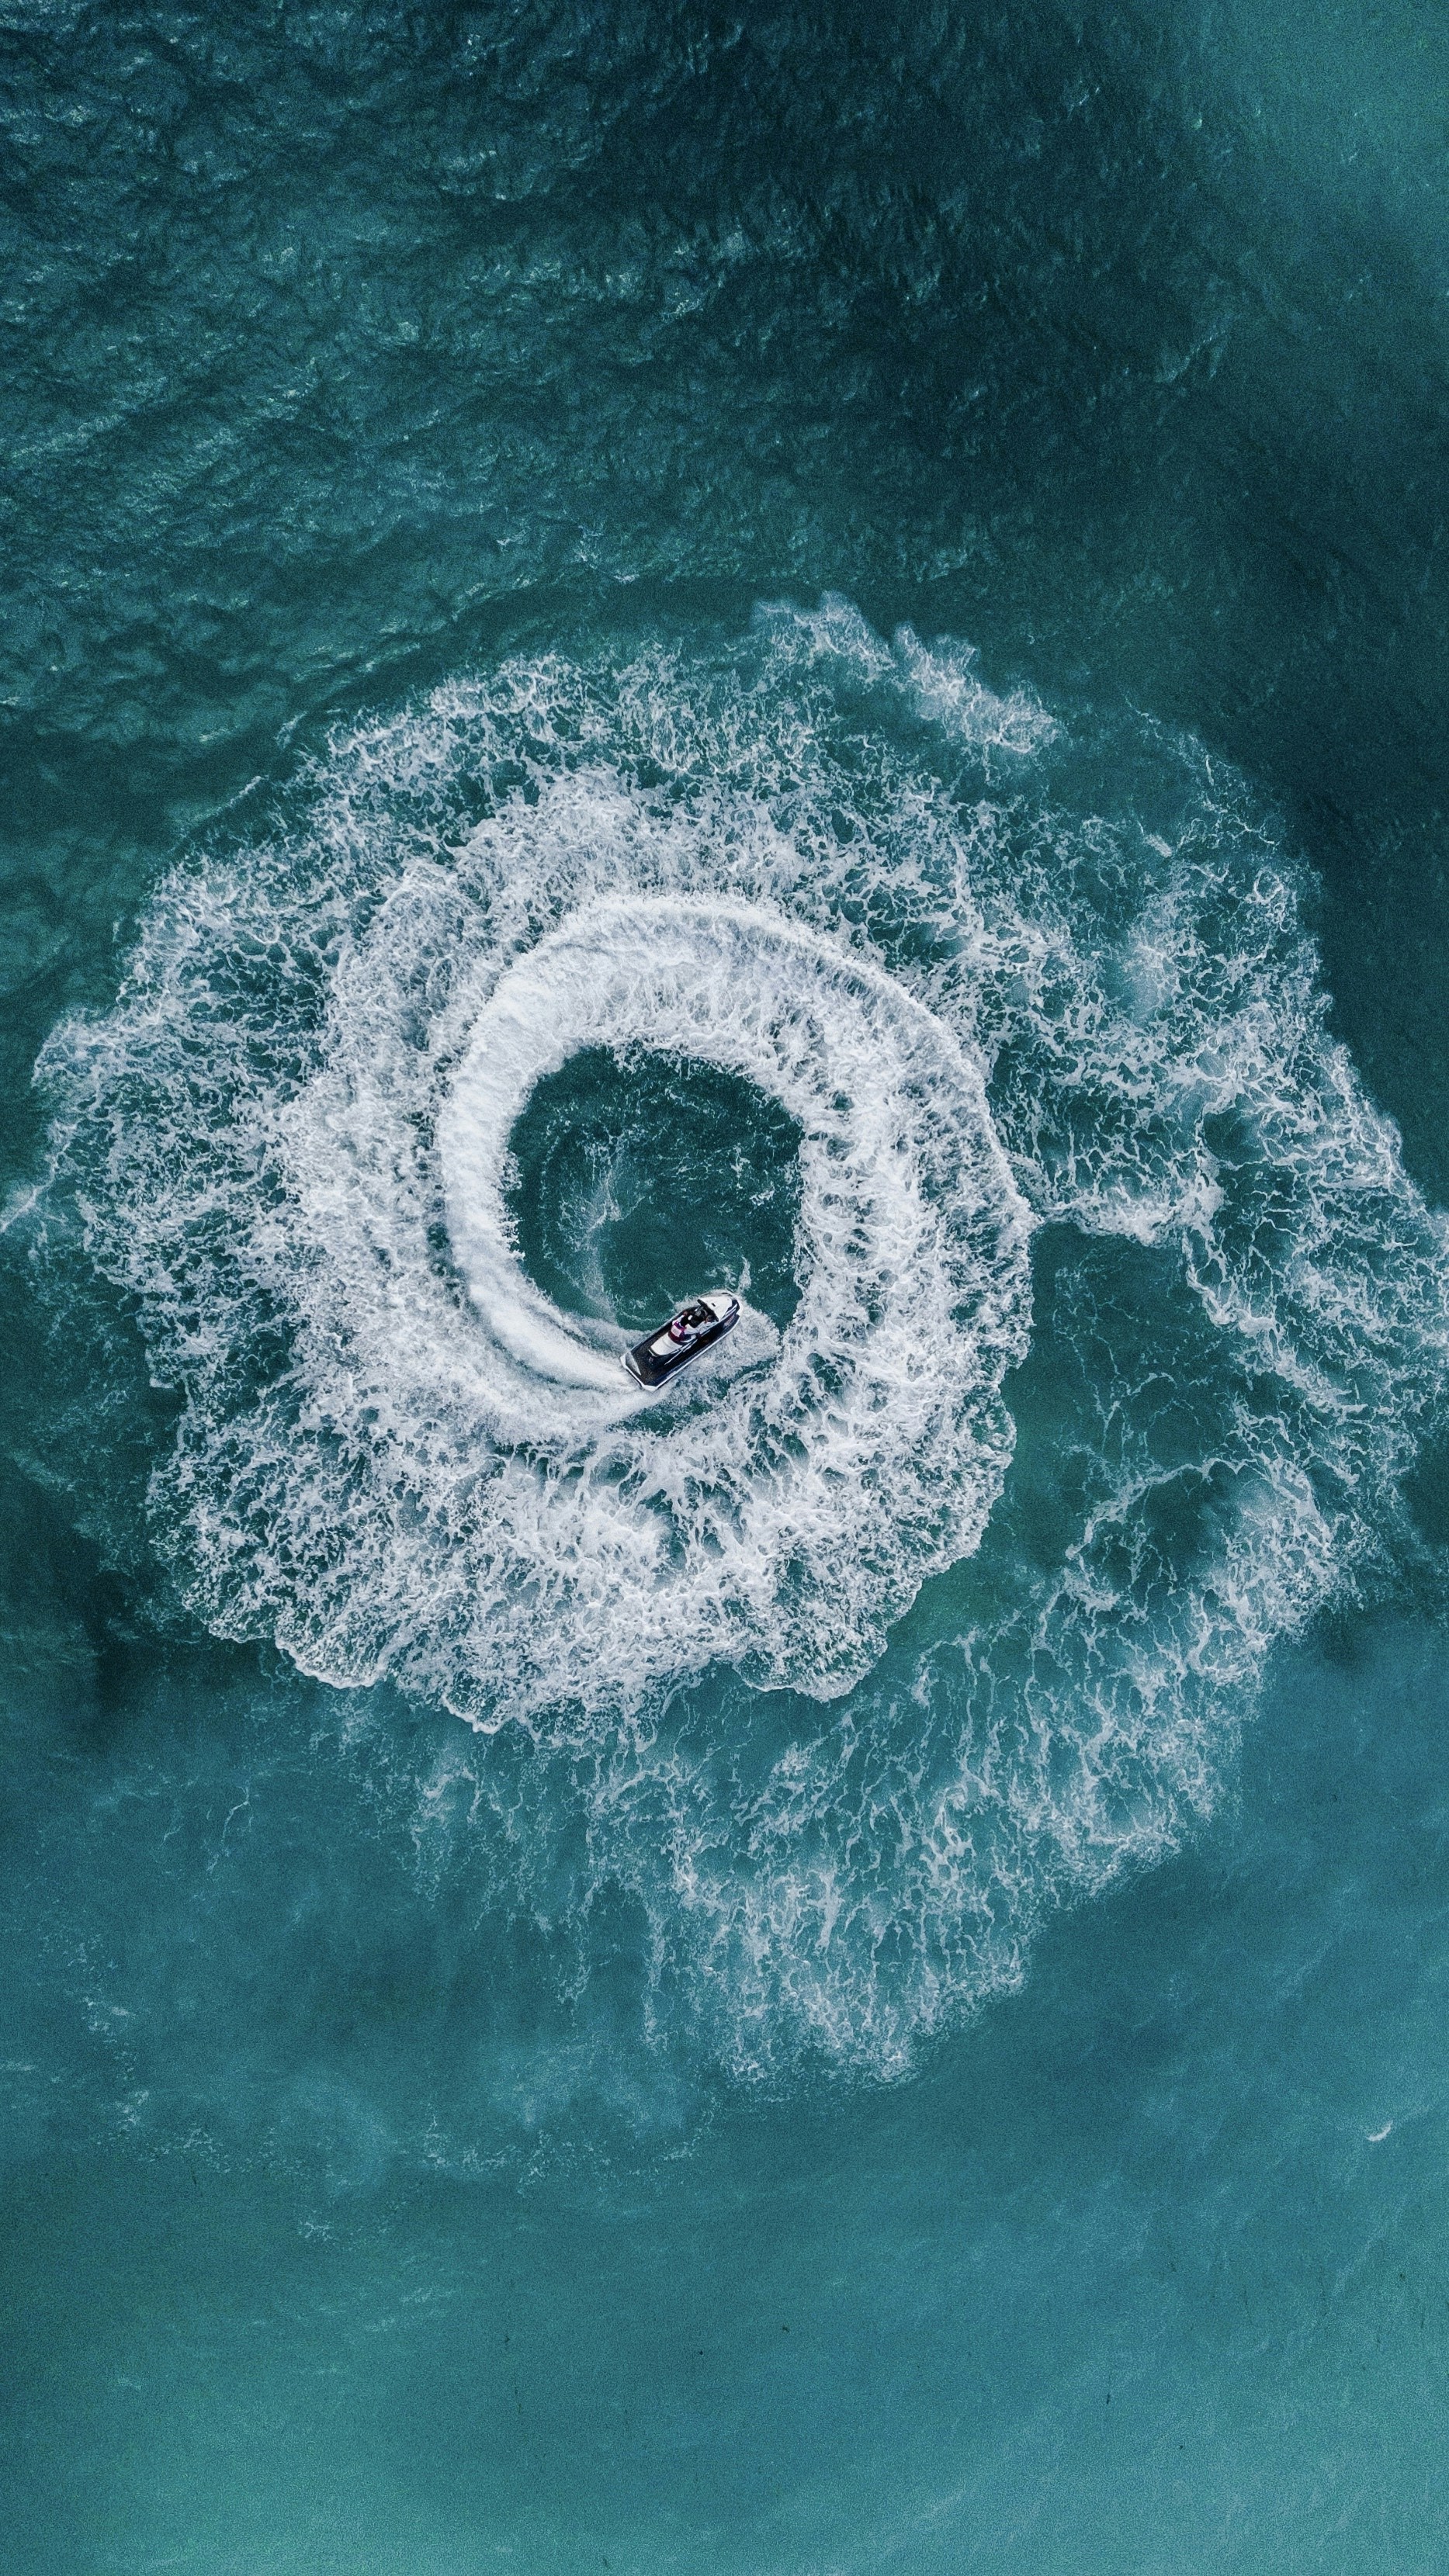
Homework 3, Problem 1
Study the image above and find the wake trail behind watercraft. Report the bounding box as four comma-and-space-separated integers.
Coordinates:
27, 601, 1449, 2075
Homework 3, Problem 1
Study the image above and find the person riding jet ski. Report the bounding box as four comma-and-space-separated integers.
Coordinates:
623, 1291, 740, 1388
668, 1299, 716, 1344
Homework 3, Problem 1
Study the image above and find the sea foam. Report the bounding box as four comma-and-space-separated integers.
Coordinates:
28, 601, 1449, 2076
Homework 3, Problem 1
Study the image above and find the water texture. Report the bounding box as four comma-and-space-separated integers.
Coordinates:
5, 3, 1449, 2570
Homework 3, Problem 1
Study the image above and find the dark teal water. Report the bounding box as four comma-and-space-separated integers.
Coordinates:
6, 4, 1449, 2567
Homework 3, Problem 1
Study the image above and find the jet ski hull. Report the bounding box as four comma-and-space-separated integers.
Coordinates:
622, 1295, 740, 1389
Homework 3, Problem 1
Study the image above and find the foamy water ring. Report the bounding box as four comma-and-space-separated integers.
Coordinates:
331, 885, 1036, 1705
27, 608, 1449, 2076
439, 895, 1029, 1420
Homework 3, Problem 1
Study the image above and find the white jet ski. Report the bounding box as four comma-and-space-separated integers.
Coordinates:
622, 1292, 740, 1390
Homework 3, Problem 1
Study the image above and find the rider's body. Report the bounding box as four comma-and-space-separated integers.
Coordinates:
667, 1299, 715, 1345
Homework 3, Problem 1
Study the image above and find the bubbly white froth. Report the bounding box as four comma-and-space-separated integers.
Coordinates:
437, 893, 1024, 1426
251, 806, 1031, 1709
28, 601, 1449, 2079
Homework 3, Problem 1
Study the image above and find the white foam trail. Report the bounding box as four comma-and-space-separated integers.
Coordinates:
27, 603, 1449, 2079
253, 831, 1033, 1705
437, 894, 1025, 1434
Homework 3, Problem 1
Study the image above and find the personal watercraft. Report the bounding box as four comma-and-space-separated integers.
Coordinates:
622, 1292, 740, 1389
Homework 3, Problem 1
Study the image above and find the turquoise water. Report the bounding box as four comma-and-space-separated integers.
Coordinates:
6, 2, 1449, 2566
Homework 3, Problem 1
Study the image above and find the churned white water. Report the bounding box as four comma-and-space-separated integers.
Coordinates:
29, 599, 1449, 2075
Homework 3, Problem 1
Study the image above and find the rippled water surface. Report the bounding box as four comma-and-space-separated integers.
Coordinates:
5, 4, 1449, 2569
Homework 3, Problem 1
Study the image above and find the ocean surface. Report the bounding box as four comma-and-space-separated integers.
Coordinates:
5, 3, 1449, 2567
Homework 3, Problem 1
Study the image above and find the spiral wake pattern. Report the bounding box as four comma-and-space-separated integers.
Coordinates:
33, 601, 1449, 2073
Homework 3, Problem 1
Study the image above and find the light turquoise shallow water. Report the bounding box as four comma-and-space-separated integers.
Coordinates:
5, 3, 1449, 2568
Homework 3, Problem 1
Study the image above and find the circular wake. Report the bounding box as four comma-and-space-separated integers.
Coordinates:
431, 893, 1028, 1691
130, 786, 1031, 1715
26, 598, 1449, 2079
